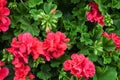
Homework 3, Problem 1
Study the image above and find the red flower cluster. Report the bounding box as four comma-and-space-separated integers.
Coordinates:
102, 32, 120, 50
43, 31, 70, 61
0, 0, 10, 32
0, 61, 9, 80
6, 31, 69, 79
7, 33, 44, 64
86, 2, 105, 26
14, 64, 34, 80
6, 33, 44, 80
63, 54, 95, 80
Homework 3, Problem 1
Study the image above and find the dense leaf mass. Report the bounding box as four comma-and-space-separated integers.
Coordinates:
0, 0, 120, 80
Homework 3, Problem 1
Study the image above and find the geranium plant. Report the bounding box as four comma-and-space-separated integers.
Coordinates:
0, 0, 120, 80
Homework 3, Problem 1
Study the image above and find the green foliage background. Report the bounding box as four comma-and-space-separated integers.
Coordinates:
1, 0, 120, 80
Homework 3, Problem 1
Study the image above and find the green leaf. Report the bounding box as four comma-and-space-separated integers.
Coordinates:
37, 64, 52, 80
112, 0, 120, 9
96, 66, 117, 80
94, 0, 107, 15
44, 2, 57, 14
93, 74, 98, 80
88, 53, 98, 62
29, 9, 44, 20
21, 23, 40, 36
92, 24, 103, 40
112, 50, 120, 62
103, 56, 112, 64
80, 33, 93, 45
28, 0, 43, 8
113, 19, 120, 27
113, 19, 120, 35
103, 37, 116, 51
79, 47, 89, 55
54, 10, 62, 18
50, 60, 61, 68
59, 69, 69, 80
19, 16, 40, 36
72, 3, 86, 21
77, 24, 88, 33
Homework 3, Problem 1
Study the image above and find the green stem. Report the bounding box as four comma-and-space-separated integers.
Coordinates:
20, 0, 29, 11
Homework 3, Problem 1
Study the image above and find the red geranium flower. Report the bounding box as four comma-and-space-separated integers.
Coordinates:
0, 67, 9, 80
12, 56, 25, 68
63, 60, 72, 71
0, 0, 7, 7
63, 53, 95, 80
0, 60, 9, 80
0, 61, 5, 67
0, 0, 10, 32
102, 32, 120, 50
86, 2, 105, 26
14, 64, 30, 80
82, 58, 96, 80
30, 38, 44, 60
6, 33, 46, 80
6, 37, 29, 64
43, 31, 70, 61
28, 73, 35, 80
6, 33, 44, 64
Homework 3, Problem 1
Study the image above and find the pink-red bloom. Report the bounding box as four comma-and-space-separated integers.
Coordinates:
6, 33, 44, 80
6, 31, 69, 79
28, 73, 35, 80
6, 33, 44, 65
86, 2, 105, 26
0, 0, 10, 32
14, 64, 31, 80
63, 60, 72, 71
82, 58, 96, 80
0, 0, 7, 7
0, 67, 9, 80
63, 53, 95, 80
0, 60, 9, 80
30, 38, 44, 60
102, 32, 120, 50
43, 31, 70, 61
0, 61, 5, 66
